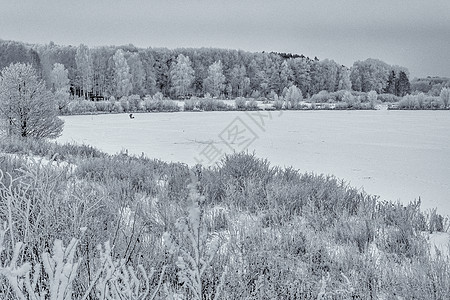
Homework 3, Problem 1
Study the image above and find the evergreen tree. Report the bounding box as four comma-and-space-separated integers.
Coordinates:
385, 70, 396, 94
395, 71, 410, 97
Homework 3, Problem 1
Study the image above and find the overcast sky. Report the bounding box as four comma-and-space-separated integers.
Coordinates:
1, 0, 449, 78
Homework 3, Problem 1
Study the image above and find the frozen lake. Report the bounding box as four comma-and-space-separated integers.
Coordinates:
57, 110, 450, 215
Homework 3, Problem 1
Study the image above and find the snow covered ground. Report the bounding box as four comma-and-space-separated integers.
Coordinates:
57, 110, 450, 216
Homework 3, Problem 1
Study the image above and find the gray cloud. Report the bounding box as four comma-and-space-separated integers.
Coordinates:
1, 0, 449, 77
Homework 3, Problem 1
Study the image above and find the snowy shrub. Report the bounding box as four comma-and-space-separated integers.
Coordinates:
163, 184, 228, 300
398, 95, 417, 109
85, 241, 166, 300
143, 99, 179, 112
183, 99, 197, 111
119, 97, 130, 112
94, 100, 113, 112
153, 92, 164, 101
67, 99, 96, 114
285, 85, 303, 109
128, 94, 141, 111
1, 138, 450, 299
430, 96, 444, 109
310, 90, 332, 103
234, 97, 246, 110
342, 91, 361, 109
367, 90, 378, 109
273, 97, 284, 110
197, 98, 230, 111
112, 100, 124, 113
334, 218, 376, 252
138, 100, 146, 111
440, 87, 450, 108
377, 93, 400, 103
0, 232, 81, 300
198, 98, 216, 111
246, 99, 259, 110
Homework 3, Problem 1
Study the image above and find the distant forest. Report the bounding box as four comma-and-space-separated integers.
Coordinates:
0, 39, 448, 100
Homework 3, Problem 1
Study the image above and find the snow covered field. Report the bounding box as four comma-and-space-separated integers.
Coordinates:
57, 110, 450, 215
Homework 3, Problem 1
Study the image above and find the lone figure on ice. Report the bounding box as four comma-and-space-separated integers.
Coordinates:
129, 113, 134, 119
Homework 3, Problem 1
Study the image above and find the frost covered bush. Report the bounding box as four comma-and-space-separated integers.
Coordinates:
153, 91, 164, 101
0, 234, 81, 300
197, 98, 229, 111
235, 97, 246, 110
143, 98, 179, 112
183, 98, 197, 111
163, 184, 228, 300
67, 99, 96, 114
1, 138, 450, 299
0, 221, 165, 300
284, 85, 303, 109
246, 99, 259, 110
128, 94, 141, 111
367, 90, 378, 109
94, 100, 113, 112
119, 96, 130, 112
377, 93, 401, 103
272, 97, 284, 110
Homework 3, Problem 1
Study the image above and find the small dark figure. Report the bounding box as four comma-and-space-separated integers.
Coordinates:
129, 113, 135, 119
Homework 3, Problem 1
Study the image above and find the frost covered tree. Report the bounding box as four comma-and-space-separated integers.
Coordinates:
50, 63, 70, 92
0, 63, 64, 139
284, 85, 303, 109
350, 59, 390, 93
50, 63, 71, 112
127, 52, 145, 96
367, 90, 378, 109
113, 49, 132, 98
280, 60, 295, 92
75, 44, 93, 99
230, 65, 250, 97
204, 60, 225, 98
440, 87, 450, 109
170, 54, 195, 99
338, 67, 352, 91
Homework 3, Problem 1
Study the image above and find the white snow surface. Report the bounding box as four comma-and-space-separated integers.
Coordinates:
57, 110, 450, 215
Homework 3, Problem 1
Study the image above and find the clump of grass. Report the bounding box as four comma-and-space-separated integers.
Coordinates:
0, 136, 104, 161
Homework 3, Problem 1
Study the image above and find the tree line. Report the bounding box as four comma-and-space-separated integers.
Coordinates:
0, 39, 413, 100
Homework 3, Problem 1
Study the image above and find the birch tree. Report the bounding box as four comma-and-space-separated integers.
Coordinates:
113, 49, 132, 98
75, 44, 93, 99
204, 60, 225, 98
170, 54, 195, 99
